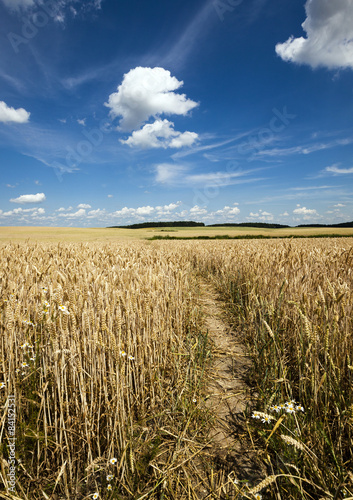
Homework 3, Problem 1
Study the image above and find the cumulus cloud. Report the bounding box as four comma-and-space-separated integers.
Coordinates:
155, 202, 182, 212
58, 208, 86, 218
247, 209, 274, 221
122, 119, 198, 149
276, 0, 353, 70
293, 206, 318, 215
188, 205, 207, 215
77, 118, 86, 126
105, 67, 198, 131
57, 206, 72, 212
215, 205, 240, 216
10, 193, 46, 204
112, 201, 182, 219
0, 101, 30, 123
1, 207, 45, 217
77, 203, 91, 209
87, 208, 106, 217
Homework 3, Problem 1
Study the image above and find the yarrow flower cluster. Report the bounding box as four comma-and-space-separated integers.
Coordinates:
269, 400, 304, 414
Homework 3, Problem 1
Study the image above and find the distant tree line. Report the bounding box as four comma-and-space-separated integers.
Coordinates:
107, 221, 205, 229
296, 222, 353, 228
107, 220, 353, 229
207, 222, 290, 228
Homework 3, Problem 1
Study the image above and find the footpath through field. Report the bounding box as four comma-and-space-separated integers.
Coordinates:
197, 277, 265, 496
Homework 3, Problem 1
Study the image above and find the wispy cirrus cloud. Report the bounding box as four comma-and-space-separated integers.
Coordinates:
254, 137, 353, 158
154, 163, 264, 187
1, 0, 103, 15
325, 165, 353, 175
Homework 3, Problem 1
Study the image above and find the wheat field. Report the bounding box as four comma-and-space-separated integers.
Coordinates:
0, 237, 352, 499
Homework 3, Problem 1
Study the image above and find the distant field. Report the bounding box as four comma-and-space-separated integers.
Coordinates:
1, 225, 353, 242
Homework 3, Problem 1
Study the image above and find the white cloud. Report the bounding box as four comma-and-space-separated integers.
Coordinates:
88, 208, 106, 217
155, 163, 187, 184
107, 194, 113, 198
77, 203, 91, 209
77, 118, 86, 126
185, 170, 255, 187
189, 205, 207, 215
215, 205, 240, 216
325, 165, 353, 174
0, 0, 35, 10
122, 119, 198, 149
112, 201, 182, 219
10, 193, 46, 204
105, 67, 198, 131
0, 101, 30, 123
334, 203, 345, 207
293, 206, 318, 215
155, 202, 181, 212
255, 138, 353, 158
58, 208, 86, 218
57, 206, 72, 212
247, 209, 274, 221
135, 206, 155, 215
154, 163, 262, 188
276, 0, 353, 70
1, 207, 45, 217
1, 0, 103, 14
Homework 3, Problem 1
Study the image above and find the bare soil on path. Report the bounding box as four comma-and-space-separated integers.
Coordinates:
198, 278, 265, 496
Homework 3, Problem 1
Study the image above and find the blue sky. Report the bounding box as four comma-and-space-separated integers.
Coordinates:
0, 0, 352, 227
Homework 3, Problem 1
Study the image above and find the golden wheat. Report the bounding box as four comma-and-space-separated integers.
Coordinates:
1, 237, 352, 499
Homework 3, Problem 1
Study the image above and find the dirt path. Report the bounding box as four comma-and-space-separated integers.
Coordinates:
198, 278, 265, 492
